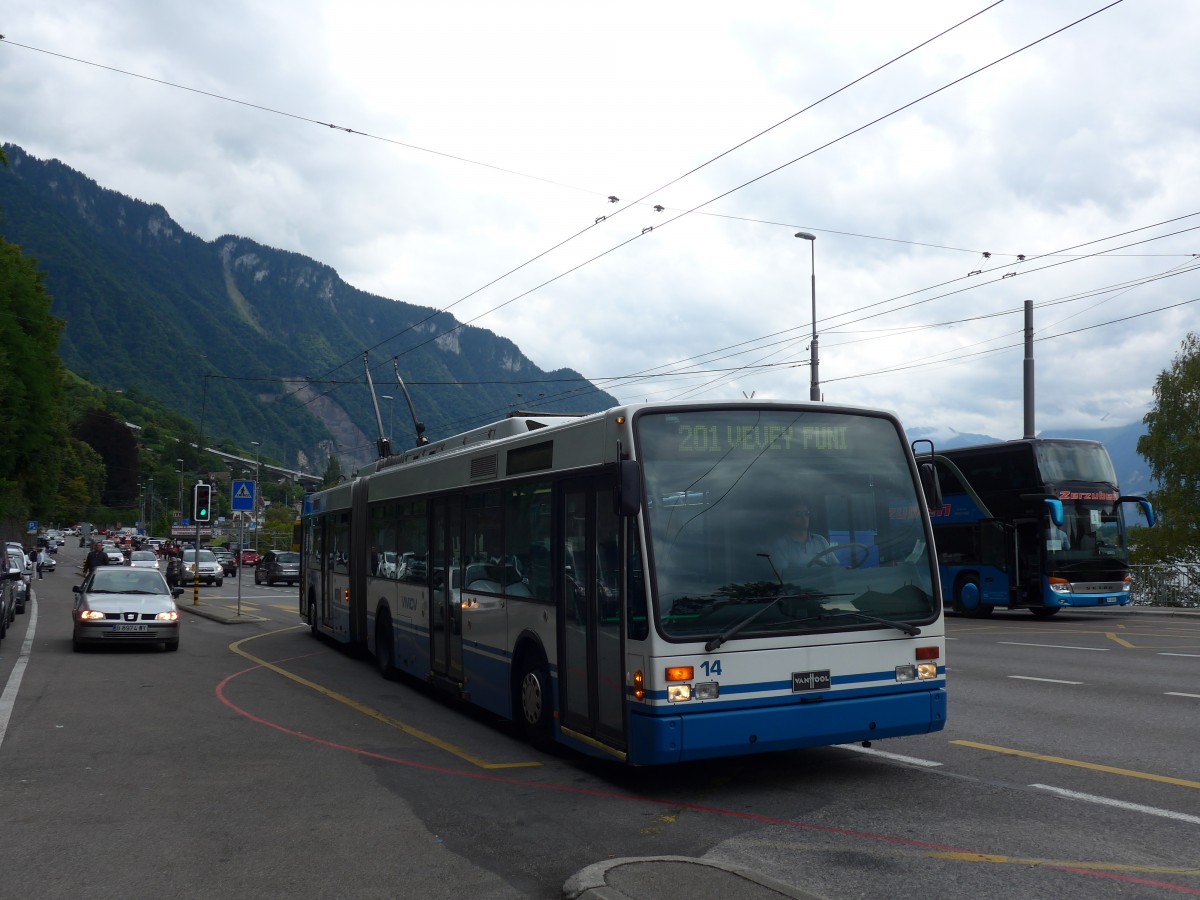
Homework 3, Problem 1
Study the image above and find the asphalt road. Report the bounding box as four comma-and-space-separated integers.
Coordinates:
2, 545, 1197, 899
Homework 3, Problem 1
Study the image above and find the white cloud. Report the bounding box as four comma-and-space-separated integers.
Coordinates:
2, 0, 1199, 442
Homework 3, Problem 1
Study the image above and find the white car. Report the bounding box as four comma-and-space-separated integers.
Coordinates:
181, 549, 223, 587
128, 550, 160, 570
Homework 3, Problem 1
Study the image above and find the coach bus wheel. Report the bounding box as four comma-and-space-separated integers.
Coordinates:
1029, 607, 1060, 618
516, 657, 553, 747
955, 576, 993, 618
375, 612, 396, 679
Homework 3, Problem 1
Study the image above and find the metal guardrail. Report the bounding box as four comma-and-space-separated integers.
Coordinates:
1129, 563, 1200, 608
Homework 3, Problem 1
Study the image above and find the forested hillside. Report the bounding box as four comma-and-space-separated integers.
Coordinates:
0, 144, 617, 474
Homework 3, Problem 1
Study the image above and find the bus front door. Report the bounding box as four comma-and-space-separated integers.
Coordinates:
558, 479, 626, 754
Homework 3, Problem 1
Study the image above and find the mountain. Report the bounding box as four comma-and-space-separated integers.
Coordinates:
0, 144, 618, 474
906, 420, 1154, 494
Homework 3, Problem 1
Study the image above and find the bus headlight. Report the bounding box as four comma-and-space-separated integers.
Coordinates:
896, 663, 939, 682
1048, 577, 1072, 594
694, 682, 720, 700
667, 683, 692, 702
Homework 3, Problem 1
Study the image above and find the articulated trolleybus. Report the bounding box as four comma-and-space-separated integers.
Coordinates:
302, 401, 946, 765
925, 438, 1154, 618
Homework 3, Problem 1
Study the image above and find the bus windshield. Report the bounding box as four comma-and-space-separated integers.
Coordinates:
1033, 441, 1117, 485
1046, 501, 1129, 564
635, 409, 937, 641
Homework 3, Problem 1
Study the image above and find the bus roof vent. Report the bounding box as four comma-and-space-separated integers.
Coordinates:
470, 453, 499, 482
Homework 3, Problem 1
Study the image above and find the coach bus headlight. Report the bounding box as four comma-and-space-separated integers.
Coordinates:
1121, 575, 1132, 593
1048, 577, 1071, 594
896, 665, 917, 682
667, 684, 693, 702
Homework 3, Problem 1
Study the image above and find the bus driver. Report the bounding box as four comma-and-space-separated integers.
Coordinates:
772, 502, 832, 576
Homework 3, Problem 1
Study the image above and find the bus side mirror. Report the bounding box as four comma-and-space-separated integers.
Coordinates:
1117, 495, 1155, 527
919, 462, 942, 510
1044, 497, 1064, 527
616, 459, 643, 517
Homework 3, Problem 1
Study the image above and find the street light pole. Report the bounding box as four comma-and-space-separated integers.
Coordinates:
795, 231, 819, 401
176, 459, 184, 526
251, 441, 261, 553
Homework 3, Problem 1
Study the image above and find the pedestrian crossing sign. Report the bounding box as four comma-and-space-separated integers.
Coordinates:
231, 480, 255, 511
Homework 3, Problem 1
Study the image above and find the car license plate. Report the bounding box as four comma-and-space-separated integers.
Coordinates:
792, 670, 831, 692
112, 623, 148, 633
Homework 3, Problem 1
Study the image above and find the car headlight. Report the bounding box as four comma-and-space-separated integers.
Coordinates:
79, 609, 106, 620
155, 610, 179, 621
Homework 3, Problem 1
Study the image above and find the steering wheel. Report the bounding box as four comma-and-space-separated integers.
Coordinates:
807, 542, 871, 569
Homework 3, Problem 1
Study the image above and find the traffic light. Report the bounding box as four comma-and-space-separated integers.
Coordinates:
193, 483, 212, 522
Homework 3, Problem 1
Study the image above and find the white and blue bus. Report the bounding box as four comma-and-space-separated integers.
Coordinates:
302, 400, 947, 765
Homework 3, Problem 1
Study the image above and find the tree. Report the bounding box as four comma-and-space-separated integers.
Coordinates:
1136, 332, 1200, 563
321, 454, 342, 487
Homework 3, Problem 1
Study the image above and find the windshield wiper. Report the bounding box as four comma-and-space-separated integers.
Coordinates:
700, 554, 816, 652
808, 610, 921, 636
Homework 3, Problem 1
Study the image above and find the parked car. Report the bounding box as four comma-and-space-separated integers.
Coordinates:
255, 550, 300, 586
239, 549, 261, 567
180, 549, 224, 587
4, 546, 27, 620
71, 566, 182, 652
128, 550, 160, 570
213, 549, 238, 577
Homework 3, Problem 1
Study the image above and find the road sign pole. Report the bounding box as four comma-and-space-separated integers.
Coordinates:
194, 480, 201, 606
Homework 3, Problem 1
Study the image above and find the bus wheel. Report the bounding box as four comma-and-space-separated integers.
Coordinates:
375, 612, 396, 679
515, 657, 553, 747
956, 576, 993, 618
1029, 607, 1060, 618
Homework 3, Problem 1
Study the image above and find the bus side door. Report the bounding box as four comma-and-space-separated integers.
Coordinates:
558, 477, 626, 751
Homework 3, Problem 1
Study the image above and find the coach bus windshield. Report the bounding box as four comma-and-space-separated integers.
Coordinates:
1046, 501, 1129, 564
1033, 441, 1117, 485
635, 409, 937, 642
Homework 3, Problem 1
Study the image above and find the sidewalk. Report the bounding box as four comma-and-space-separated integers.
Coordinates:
173, 592, 268, 623
562, 857, 825, 900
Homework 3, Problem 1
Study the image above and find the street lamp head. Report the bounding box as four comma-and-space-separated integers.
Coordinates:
795, 231, 816, 241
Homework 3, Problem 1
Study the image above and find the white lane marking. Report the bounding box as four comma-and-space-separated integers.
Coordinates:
1008, 676, 1084, 684
998, 642, 1108, 651
835, 744, 943, 767
1165, 692, 1200, 699
1032, 784, 1200, 826
0, 595, 38, 749
1159, 653, 1200, 658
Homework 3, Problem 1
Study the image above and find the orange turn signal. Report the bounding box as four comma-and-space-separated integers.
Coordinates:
633, 670, 645, 701
665, 666, 694, 682
915, 646, 939, 660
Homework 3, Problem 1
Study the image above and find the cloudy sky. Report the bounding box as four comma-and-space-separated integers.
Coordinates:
3, 0, 1198, 441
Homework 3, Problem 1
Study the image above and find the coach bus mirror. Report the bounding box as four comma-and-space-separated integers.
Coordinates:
1117, 495, 1155, 527
1043, 497, 1064, 527
918, 462, 942, 509
616, 460, 643, 517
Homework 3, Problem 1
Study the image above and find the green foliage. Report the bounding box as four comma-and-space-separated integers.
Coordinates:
0, 233, 68, 521
1135, 332, 1200, 564
321, 454, 342, 487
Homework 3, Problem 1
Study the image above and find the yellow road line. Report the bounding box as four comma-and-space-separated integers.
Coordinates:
929, 851, 1199, 876
1105, 632, 1135, 648
952, 740, 1200, 789
229, 628, 541, 771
